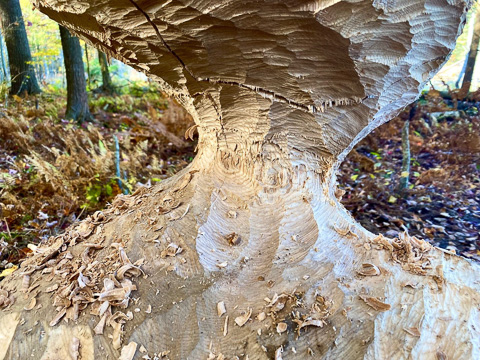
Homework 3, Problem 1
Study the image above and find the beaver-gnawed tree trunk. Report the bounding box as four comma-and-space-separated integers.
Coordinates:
0, 1, 479, 359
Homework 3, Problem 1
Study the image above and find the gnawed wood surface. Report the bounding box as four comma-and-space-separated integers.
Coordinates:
0, 0, 478, 359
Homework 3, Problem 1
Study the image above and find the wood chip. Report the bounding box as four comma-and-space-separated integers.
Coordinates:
161, 243, 183, 257
119, 341, 138, 360
50, 308, 67, 327
45, 284, 59, 293
184, 124, 198, 140
223, 315, 229, 336
359, 295, 391, 312
22, 275, 30, 293
267, 293, 288, 312
94, 314, 107, 335
225, 233, 240, 246
98, 301, 110, 316
275, 347, 283, 360
276, 322, 287, 333
234, 308, 252, 327
403, 281, 418, 289
117, 264, 144, 280
404, 327, 421, 337
216, 261, 228, 269
257, 312, 266, 321
99, 288, 127, 302
217, 301, 226, 317
357, 263, 380, 276
297, 319, 324, 332
76, 221, 94, 238
112, 321, 123, 350
24, 297, 36, 311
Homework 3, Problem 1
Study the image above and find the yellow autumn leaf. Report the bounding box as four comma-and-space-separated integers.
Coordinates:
388, 196, 397, 203
401, 171, 409, 177
12, 95, 22, 103
0, 265, 18, 277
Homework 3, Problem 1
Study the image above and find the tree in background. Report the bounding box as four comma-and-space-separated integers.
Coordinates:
59, 25, 90, 122
458, 6, 480, 97
0, 0, 40, 95
98, 50, 114, 94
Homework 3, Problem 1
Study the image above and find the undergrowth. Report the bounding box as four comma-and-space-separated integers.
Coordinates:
0, 84, 194, 267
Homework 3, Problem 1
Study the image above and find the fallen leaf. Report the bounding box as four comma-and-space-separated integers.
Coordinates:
0, 265, 18, 277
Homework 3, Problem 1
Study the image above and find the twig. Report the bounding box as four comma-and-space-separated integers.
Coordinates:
3, 218, 11, 240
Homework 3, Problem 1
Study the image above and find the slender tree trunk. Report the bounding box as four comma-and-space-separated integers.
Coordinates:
59, 25, 91, 123
43, 58, 49, 81
0, 0, 40, 95
84, 42, 91, 88
459, 7, 480, 97
1, 1, 477, 360
98, 49, 114, 94
397, 119, 411, 191
456, 8, 476, 89
0, 32, 7, 81
397, 106, 416, 193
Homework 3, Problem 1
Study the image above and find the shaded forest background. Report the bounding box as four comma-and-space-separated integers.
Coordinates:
0, 0, 478, 275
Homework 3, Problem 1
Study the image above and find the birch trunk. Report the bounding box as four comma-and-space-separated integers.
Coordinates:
0, 1, 479, 359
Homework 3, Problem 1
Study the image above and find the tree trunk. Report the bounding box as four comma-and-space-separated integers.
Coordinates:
0, 0, 40, 95
0, 31, 7, 81
455, 9, 475, 89
397, 119, 411, 192
84, 42, 91, 88
0, 1, 478, 359
459, 7, 480, 97
397, 106, 416, 193
98, 50, 114, 94
59, 25, 91, 123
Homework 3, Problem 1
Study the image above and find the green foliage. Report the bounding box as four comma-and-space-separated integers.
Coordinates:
20, 0, 62, 78
0, 81, 9, 100
82, 176, 116, 209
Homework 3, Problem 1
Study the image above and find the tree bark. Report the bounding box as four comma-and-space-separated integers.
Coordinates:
0, 31, 7, 81
397, 106, 416, 193
98, 50, 114, 94
0, 1, 478, 359
459, 7, 480, 97
0, 0, 40, 95
84, 42, 90, 88
59, 25, 91, 123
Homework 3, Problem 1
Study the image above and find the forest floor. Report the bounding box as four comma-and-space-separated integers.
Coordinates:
0, 86, 479, 275
338, 90, 480, 261
0, 83, 195, 272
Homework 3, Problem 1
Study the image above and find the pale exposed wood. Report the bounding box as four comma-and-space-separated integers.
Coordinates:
0, 0, 478, 359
